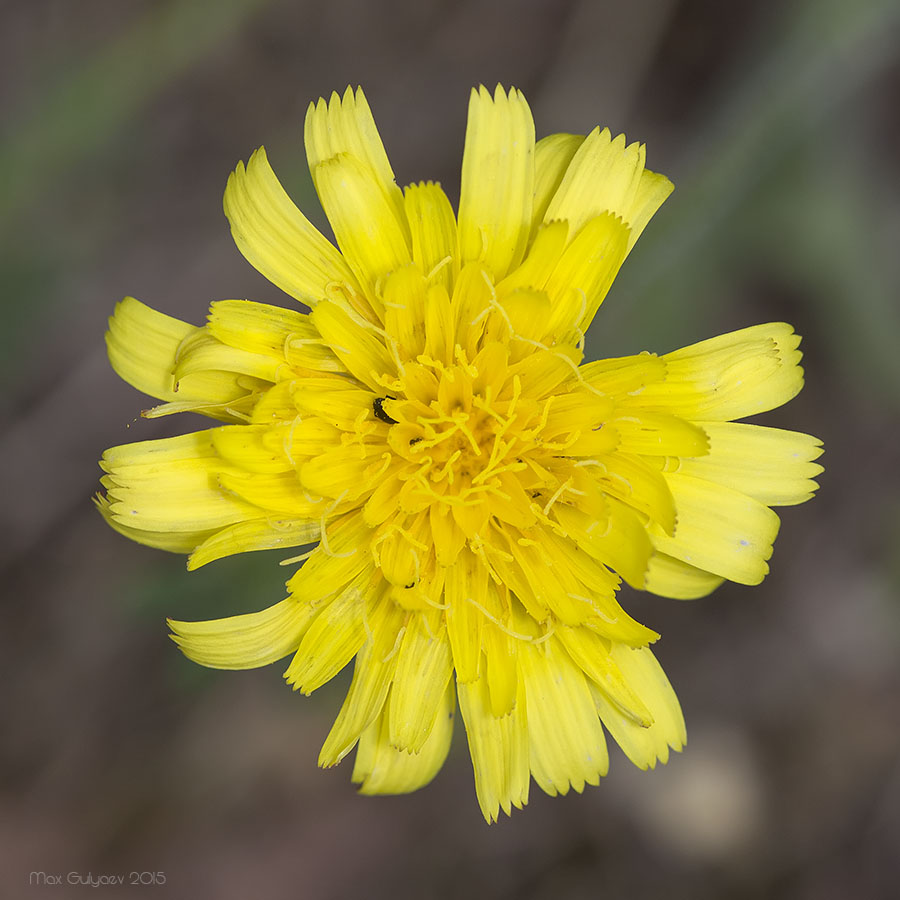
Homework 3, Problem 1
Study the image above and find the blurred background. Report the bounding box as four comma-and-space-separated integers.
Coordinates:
2, 0, 899, 897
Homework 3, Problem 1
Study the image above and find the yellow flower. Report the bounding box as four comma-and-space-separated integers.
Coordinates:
98, 85, 823, 821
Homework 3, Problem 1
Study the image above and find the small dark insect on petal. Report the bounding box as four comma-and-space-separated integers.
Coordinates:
373, 396, 398, 424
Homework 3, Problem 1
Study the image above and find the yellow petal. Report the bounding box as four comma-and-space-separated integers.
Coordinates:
543, 127, 646, 238
482, 619, 519, 718
540, 391, 615, 437
643, 551, 725, 600
210, 424, 293, 474
142, 387, 260, 424
593, 645, 686, 769
554, 496, 652, 590
496, 289, 553, 344
285, 515, 373, 607
388, 613, 453, 752
403, 181, 459, 293
542, 212, 629, 334
310, 300, 396, 390
485, 542, 548, 623
218, 469, 325, 517
291, 378, 374, 430
593, 452, 677, 535
284, 331, 344, 373
206, 299, 321, 363
580, 351, 667, 396
305, 86, 407, 240
637, 323, 805, 421
423, 281, 455, 365
430, 502, 467, 567
353, 682, 454, 795
277, 417, 342, 458
458, 85, 535, 280
457, 674, 530, 822
173, 330, 283, 384
624, 169, 674, 253
611, 411, 709, 457
188, 517, 319, 570
651, 473, 781, 585
507, 345, 579, 399
555, 625, 653, 726
317, 591, 406, 765
382, 265, 429, 362
105, 296, 192, 401
675, 422, 823, 506
223, 147, 358, 305
444, 549, 486, 682
495, 219, 569, 298
101, 432, 260, 534
95, 493, 214, 554
101, 429, 214, 466
285, 576, 373, 695
539, 531, 658, 646
506, 534, 596, 626
449, 262, 493, 358
169, 597, 313, 670
532, 133, 585, 233
362, 468, 405, 527
301, 446, 388, 503
374, 511, 430, 588
521, 637, 609, 796
313, 153, 412, 309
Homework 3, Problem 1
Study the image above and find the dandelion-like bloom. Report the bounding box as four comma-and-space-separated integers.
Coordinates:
98, 85, 823, 821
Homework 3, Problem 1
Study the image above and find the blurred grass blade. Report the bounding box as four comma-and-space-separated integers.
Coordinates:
0, 0, 272, 231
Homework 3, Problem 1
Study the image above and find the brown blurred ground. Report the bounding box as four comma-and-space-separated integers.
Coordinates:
1, 0, 899, 898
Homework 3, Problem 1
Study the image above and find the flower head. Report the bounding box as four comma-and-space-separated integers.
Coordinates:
98, 85, 823, 821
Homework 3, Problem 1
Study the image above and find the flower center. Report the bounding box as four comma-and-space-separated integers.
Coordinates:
380, 349, 550, 508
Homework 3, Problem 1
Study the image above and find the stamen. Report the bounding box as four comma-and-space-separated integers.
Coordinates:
410, 545, 422, 583
573, 288, 587, 328
453, 343, 478, 377
543, 477, 574, 516
283, 414, 302, 468
471, 434, 510, 485
361, 590, 374, 644
223, 407, 252, 422
471, 395, 509, 428
319, 492, 356, 558
433, 449, 462, 483
415, 353, 445, 375
574, 458, 608, 472
421, 611, 437, 640
279, 548, 317, 566
426, 255, 453, 283
471, 529, 513, 564
365, 452, 393, 482
423, 594, 450, 611
513, 334, 616, 400
452, 412, 482, 456
319, 521, 356, 558
464, 594, 535, 642
566, 592, 617, 624
519, 394, 556, 441
350, 408, 370, 457
381, 624, 407, 664
507, 375, 523, 419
